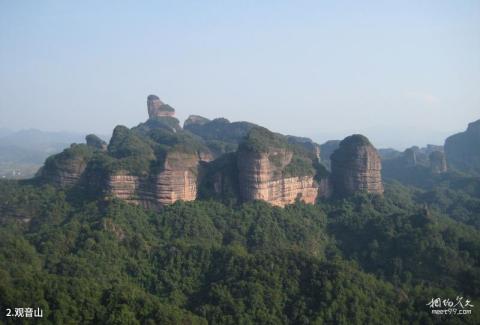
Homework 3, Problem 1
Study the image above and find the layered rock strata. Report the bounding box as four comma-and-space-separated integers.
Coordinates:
330, 134, 384, 196
106, 173, 154, 209
237, 129, 328, 206
106, 151, 200, 208
154, 151, 199, 205
238, 155, 321, 206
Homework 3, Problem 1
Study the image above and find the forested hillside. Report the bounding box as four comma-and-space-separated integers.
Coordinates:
1, 178, 478, 324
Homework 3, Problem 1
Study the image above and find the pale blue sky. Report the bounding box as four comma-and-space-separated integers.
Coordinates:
1, 1, 479, 149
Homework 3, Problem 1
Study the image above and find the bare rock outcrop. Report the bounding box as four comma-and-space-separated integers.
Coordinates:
238, 153, 321, 206
106, 173, 151, 208
106, 151, 201, 208
331, 134, 383, 196
154, 151, 199, 205
147, 94, 175, 118
237, 127, 328, 207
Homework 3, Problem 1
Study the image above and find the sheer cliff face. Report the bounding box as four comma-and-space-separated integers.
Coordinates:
106, 173, 154, 209
154, 151, 199, 205
237, 144, 324, 207
331, 135, 383, 196
106, 151, 200, 208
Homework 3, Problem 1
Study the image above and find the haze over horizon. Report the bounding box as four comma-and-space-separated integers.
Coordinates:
1, 1, 479, 150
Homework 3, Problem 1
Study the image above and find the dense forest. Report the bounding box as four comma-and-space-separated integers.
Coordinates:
1, 173, 479, 324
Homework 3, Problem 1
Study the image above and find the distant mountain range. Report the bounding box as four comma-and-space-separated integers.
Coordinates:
0, 129, 106, 179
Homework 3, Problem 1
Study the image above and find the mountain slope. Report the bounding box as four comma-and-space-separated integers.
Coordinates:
1, 179, 479, 324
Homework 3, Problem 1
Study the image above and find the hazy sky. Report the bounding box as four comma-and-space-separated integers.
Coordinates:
1, 1, 479, 149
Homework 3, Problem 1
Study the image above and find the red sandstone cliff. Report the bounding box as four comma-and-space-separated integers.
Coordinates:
237, 128, 329, 207
330, 134, 384, 196
106, 150, 202, 208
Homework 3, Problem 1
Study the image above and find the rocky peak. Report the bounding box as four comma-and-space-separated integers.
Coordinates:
147, 94, 175, 118
445, 119, 480, 176
331, 134, 383, 196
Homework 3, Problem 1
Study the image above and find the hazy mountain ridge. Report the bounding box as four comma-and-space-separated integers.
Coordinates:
26, 96, 480, 210
0, 129, 92, 179
35, 95, 386, 208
